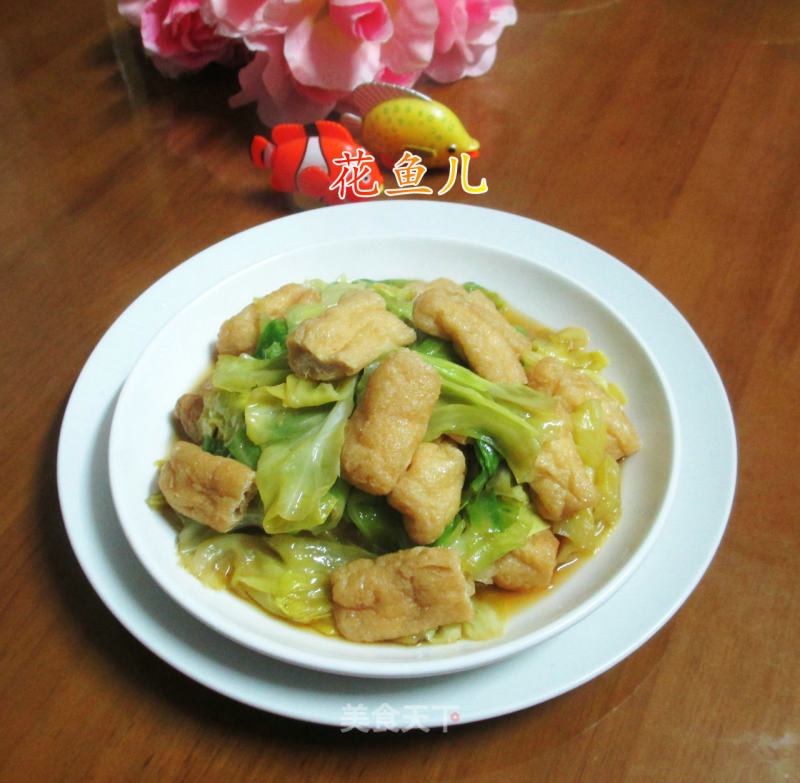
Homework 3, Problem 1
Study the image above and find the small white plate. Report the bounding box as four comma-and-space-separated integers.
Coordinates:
58, 203, 736, 724
107, 231, 678, 678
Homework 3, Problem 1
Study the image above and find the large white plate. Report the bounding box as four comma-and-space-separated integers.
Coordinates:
57, 202, 736, 727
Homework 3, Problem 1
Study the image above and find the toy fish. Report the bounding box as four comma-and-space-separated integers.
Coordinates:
251, 120, 383, 209
339, 82, 479, 169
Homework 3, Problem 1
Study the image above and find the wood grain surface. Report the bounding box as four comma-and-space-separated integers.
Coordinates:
1, 0, 798, 781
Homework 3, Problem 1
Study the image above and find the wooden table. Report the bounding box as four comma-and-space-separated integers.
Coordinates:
2, 1, 798, 780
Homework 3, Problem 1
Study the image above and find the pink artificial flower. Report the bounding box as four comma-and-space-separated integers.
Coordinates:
425, 0, 517, 82
119, 0, 148, 26
119, 0, 518, 124
379, 0, 438, 83
230, 35, 348, 125
203, 0, 274, 40
375, 67, 421, 87
329, 0, 393, 42
279, 0, 384, 91
230, 0, 438, 124
127, 0, 243, 77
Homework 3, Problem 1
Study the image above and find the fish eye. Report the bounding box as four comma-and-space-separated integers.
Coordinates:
448, 144, 457, 154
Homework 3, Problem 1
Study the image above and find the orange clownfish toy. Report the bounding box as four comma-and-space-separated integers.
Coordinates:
251, 120, 383, 209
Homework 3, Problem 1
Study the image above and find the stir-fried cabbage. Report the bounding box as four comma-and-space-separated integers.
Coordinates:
436, 459, 549, 576
177, 520, 372, 625
254, 384, 355, 533
344, 489, 413, 554
419, 354, 562, 484
155, 277, 631, 644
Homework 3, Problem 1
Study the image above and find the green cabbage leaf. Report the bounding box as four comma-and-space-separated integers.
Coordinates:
254, 317, 289, 361
284, 279, 367, 329
344, 489, 413, 554
436, 465, 547, 576
261, 374, 356, 408
177, 521, 372, 624
421, 352, 562, 486
250, 378, 357, 533
211, 354, 289, 392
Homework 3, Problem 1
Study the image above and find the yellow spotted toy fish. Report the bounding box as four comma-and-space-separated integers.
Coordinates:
340, 82, 479, 169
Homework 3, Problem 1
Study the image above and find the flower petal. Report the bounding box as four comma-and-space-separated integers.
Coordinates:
230, 40, 345, 124
283, 13, 382, 91
329, 0, 393, 43
379, 0, 438, 76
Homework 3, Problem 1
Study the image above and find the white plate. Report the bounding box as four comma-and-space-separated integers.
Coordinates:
58, 202, 736, 725
108, 232, 678, 678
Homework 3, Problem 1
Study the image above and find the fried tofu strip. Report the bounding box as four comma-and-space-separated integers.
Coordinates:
412, 280, 530, 357
217, 282, 320, 356
158, 441, 257, 533
527, 357, 641, 460
340, 349, 441, 495
174, 392, 204, 443
388, 440, 466, 545
464, 289, 532, 357
287, 290, 416, 381
331, 546, 474, 642
412, 284, 527, 384
493, 529, 559, 591
411, 278, 469, 336
530, 433, 599, 522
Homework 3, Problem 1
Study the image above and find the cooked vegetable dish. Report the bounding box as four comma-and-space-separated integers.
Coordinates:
153, 278, 641, 644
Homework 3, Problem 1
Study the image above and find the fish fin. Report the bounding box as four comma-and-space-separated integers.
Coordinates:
271, 123, 308, 145
250, 135, 272, 169
297, 166, 331, 200
348, 81, 432, 117
315, 120, 356, 144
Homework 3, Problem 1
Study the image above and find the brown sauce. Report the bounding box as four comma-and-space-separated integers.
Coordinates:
475, 548, 590, 621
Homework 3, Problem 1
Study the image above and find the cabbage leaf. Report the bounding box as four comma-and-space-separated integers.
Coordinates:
262, 374, 355, 408
436, 466, 548, 576
211, 354, 289, 392
198, 389, 248, 444
177, 521, 372, 624
419, 354, 561, 483
253, 378, 357, 533
284, 279, 367, 329
344, 489, 413, 554
254, 317, 289, 361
